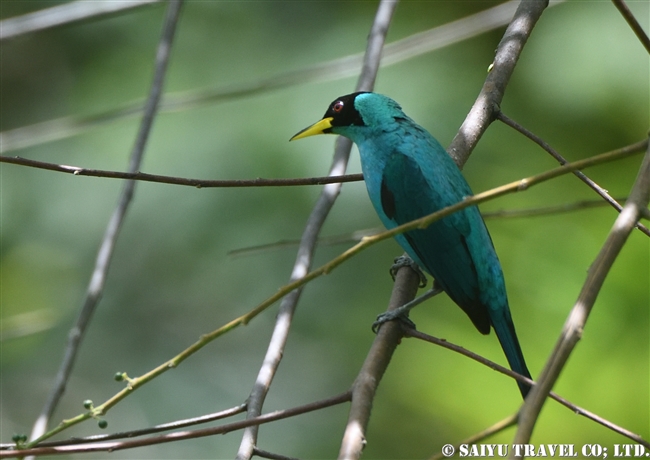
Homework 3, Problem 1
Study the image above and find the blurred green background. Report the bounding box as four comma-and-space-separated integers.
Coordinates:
1, 1, 648, 458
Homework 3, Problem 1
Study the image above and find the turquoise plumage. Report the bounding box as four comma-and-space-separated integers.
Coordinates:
292, 92, 531, 397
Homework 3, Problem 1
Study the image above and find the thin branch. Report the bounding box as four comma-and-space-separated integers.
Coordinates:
512, 142, 650, 454
26, 0, 183, 448
406, 328, 649, 448
611, 0, 650, 54
0, 0, 163, 41
484, 197, 630, 219
339, 264, 422, 460
235, 2, 398, 459
5, 155, 642, 224
227, 198, 631, 258
0, 155, 363, 187
0, 1, 566, 154
548, 393, 650, 449
1, 392, 352, 458
405, 328, 535, 392
448, 0, 550, 167
253, 448, 299, 460
7, 405, 246, 449
497, 111, 650, 237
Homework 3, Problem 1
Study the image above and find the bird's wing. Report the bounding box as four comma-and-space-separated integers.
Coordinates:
379, 150, 491, 333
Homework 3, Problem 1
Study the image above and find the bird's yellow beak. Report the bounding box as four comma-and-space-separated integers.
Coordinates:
290, 117, 334, 141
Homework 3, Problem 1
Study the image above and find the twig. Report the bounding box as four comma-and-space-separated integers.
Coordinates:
484, 198, 629, 219
339, 264, 422, 460
26, 0, 183, 449
0, 0, 162, 40
549, 394, 649, 449
406, 328, 649, 448
0, 155, 363, 187
611, 0, 650, 54
6, 405, 246, 449
405, 328, 534, 391
227, 198, 630, 258
497, 111, 650, 237
0, 392, 352, 458
235, 2, 398, 459
0, 1, 566, 154
512, 142, 650, 455
253, 448, 299, 460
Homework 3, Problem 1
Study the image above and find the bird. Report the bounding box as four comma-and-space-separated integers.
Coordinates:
291, 92, 531, 398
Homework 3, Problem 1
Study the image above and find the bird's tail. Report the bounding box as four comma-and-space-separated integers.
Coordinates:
491, 308, 532, 398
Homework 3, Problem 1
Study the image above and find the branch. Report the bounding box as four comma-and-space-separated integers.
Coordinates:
0, 0, 163, 40
448, 0, 550, 167
235, 2, 398, 459
338, 264, 422, 459
1, 393, 351, 458
497, 111, 650, 237
227, 197, 633, 258
26, 0, 183, 449
8, 405, 246, 449
0, 155, 363, 187
512, 141, 650, 454
406, 328, 649, 449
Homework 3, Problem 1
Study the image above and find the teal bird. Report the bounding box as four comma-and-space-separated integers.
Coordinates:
291, 92, 531, 397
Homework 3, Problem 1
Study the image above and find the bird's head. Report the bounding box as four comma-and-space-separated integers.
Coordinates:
290, 92, 403, 142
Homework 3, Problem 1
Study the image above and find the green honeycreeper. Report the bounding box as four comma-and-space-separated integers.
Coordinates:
291, 92, 531, 398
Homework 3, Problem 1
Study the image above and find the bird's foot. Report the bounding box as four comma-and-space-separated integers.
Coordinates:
372, 306, 416, 333
372, 286, 443, 333
390, 255, 427, 288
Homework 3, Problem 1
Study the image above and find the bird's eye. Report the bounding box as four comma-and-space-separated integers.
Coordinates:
332, 101, 344, 113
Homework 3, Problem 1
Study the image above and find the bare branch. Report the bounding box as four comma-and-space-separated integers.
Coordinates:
26, 0, 183, 448
0, 155, 363, 187
484, 198, 631, 219
1, 392, 351, 458
448, 0, 550, 168
339, 265, 422, 460
235, 2, 398, 459
497, 111, 650, 237
512, 141, 650, 453
407, 328, 649, 449
253, 448, 299, 460
227, 198, 632, 258
0, 0, 163, 41
8, 405, 246, 449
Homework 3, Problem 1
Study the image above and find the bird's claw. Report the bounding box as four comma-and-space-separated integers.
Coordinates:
390, 255, 427, 288
372, 309, 416, 333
